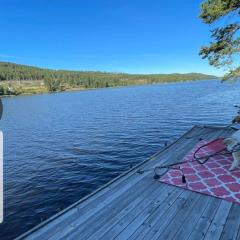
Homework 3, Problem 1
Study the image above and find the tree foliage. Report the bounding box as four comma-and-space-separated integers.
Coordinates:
199, 0, 240, 80
44, 79, 61, 92
0, 62, 217, 95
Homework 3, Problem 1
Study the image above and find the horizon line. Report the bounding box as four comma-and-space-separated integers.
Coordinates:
0, 60, 222, 77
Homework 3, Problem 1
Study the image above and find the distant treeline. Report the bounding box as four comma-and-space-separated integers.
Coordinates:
0, 61, 217, 95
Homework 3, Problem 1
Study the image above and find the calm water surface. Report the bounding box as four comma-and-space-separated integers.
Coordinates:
1, 80, 240, 239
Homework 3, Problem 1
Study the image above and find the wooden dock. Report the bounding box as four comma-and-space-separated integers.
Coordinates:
17, 125, 240, 240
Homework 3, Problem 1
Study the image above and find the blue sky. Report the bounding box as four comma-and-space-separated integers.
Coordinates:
0, 0, 224, 75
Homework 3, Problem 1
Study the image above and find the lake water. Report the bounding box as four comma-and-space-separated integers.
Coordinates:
1, 80, 240, 239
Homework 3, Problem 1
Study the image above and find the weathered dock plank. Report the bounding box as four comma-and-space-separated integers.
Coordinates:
127, 187, 184, 240
220, 204, 240, 240
203, 201, 232, 240
185, 197, 221, 240
169, 192, 210, 240
16, 125, 239, 240
105, 186, 183, 240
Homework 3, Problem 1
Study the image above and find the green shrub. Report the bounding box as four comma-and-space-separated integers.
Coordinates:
44, 79, 62, 92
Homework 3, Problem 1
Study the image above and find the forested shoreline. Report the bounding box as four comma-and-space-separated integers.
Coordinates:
0, 61, 218, 96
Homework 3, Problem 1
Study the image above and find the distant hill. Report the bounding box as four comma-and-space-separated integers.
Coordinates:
0, 61, 218, 95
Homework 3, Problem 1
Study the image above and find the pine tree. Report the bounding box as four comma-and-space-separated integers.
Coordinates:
199, 0, 240, 80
